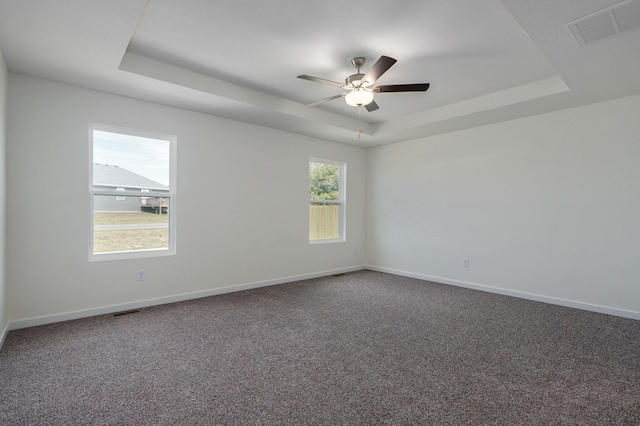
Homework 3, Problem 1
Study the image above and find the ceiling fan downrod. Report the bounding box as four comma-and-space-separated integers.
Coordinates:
347, 57, 367, 88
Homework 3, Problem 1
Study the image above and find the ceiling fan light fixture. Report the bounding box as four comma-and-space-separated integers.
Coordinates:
345, 88, 374, 107
299, 55, 429, 113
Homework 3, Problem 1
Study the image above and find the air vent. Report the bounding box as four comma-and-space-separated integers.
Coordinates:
112, 309, 140, 317
568, 0, 640, 45
612, 0, 640, 31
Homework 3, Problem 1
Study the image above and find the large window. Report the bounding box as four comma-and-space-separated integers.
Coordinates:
89, 124, 176, 261
309, 158, 345, 243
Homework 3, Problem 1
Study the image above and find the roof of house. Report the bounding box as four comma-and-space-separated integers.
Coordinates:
93, 163, 168, 191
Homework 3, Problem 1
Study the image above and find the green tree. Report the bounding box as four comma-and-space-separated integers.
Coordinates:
310, 162, 339, 200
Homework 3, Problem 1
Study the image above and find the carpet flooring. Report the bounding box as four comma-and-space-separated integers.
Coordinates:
1, 270, 638, 425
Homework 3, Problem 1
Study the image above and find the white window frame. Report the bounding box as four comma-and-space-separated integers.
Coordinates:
309, 157, 346, 244
89, 123, 177, 261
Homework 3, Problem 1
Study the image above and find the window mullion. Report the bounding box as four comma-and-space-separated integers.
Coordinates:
92, 189, 172, 197
310, 199, 340, 204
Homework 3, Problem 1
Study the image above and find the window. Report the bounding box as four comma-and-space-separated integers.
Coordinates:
309, 158, 345, 242
116, 187, 125, 201
89, 124, 176, 260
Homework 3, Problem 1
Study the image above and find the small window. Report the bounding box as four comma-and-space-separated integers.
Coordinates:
90, 124, 176, 261
116, 187, 125, 201
309, 158, 345, 243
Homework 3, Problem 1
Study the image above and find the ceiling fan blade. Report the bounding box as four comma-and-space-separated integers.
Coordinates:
306, 93, 345, 107
365, 100, 379, 112
362, 56, 397, 85
297, 75, 345, 88
374, 83, 430, 93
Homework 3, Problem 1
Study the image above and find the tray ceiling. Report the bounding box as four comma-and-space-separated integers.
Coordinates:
1, 0, 639, 146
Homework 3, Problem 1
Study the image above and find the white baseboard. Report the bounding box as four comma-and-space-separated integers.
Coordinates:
0, 321, 8, 351
8, 265, 367, 330
10, 264, 636, 331
367, 266, 640, 321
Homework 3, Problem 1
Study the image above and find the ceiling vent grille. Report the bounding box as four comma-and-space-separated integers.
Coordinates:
568, 0, 640, 45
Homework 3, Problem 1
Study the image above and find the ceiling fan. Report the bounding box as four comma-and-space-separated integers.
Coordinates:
297, 55, 429, 112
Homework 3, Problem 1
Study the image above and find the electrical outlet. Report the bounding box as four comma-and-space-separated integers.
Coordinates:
137, 270, 145, 281
463, 258, 470, 268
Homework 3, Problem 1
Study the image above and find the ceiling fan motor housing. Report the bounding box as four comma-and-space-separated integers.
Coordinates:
346, 73, 368, 88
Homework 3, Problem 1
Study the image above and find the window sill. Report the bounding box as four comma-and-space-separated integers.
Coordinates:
309, 238, 345, 245
89, 248, 175, 262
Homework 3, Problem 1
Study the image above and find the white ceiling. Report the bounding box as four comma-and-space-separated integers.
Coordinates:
1, 0, 639, 147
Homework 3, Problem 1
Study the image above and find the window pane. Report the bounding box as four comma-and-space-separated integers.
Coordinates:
93, 195, 169, 253
309, 202, 340, 240
93, 131, 170, 189
309, 162, 340, 201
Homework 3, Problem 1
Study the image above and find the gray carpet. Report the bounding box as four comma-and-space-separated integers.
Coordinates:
1, 270, 638, 425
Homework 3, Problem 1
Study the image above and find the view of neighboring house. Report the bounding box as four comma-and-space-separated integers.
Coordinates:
93, 163, 169, 212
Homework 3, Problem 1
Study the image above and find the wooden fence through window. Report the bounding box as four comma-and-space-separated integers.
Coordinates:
309, 204, 340, 240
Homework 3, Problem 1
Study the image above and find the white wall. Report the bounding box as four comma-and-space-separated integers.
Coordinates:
7, 72, 639, 329
0, 49, 7, 342
367, 94, 640, 319
7, 74, 366, 327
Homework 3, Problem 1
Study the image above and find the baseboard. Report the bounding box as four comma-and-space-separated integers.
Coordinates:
0, 321, 8, 352
367, 266, 640, 321
8, 265, 367, 330
11, 264, 635, 330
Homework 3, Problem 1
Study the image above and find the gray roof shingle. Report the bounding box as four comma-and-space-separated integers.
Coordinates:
93, 164, 168, 190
